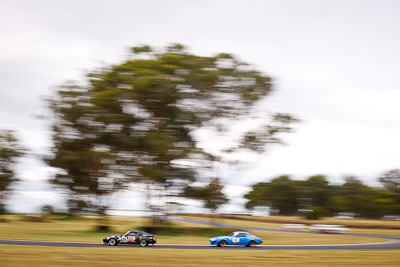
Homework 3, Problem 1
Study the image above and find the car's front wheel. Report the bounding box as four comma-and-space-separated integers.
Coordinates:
246, 240, 256, 247
139, 239, 148, 247
108, 238, 118, 246
218, 240, 227, 247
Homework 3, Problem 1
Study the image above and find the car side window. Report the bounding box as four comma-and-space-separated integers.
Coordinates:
128, 232, 138, 236
238, 233, 246, 237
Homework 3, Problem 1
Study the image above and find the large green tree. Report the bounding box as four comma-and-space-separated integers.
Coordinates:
340, 176, 377, 218
245, 176, 298, 215
0, 129, 24, 213
380, 169, 400, 201
47, 85, 133, 215
300, 175, 331, 208
246, 174, 400, 219
183, 178, 228, 213
47, 44, 297, 216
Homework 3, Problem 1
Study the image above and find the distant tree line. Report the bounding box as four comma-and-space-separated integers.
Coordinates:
245, 172, 400, 219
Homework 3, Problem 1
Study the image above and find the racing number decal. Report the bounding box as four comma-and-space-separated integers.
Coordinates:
232, 237, 240, 243
127, 236, 137, 243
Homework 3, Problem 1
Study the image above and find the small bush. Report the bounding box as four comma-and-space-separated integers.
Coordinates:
300, 206, 330, 220
0, 204, 7, 214
22, 215, 47, 222
96, 225, 111, 232
41, 205, 55, 215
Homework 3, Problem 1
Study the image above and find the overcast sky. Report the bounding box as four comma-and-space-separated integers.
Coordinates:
1, 0, 400, 212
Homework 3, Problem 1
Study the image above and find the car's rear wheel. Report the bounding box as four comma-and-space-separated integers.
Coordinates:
108, 238, 118, 246
247, 240, 256, 247
139, 239, 148, 247
218, 240, 227, 247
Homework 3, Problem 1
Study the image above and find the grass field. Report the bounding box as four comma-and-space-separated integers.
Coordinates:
1, 246, 400, 267
184, 214, 400, 229
182, 215, 400, 236
0, 215, 389, 245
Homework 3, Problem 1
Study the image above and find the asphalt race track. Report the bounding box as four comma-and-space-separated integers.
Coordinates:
1, 217, 400, 250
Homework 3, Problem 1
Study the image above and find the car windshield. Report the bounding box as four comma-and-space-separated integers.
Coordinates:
229, 232, 239, 237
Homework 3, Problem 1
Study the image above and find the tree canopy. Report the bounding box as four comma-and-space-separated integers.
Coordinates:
183, 178, 228, 212
47, 44, 297, 215
0, 129, 24, 213
380, 169, 400, 196
245, 174, 400, 218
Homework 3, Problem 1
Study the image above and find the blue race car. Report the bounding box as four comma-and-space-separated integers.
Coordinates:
209, 231, 263, 247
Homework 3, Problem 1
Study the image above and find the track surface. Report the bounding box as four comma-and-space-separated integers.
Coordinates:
1, 217, 399, 250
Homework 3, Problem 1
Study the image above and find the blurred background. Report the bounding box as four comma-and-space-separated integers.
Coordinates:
0, 0, 400, 223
